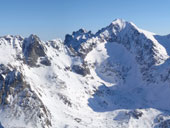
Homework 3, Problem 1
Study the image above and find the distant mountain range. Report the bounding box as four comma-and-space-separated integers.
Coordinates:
0, 19, 170, 128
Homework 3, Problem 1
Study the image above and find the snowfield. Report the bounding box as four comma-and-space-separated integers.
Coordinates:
0, 19, 170, 128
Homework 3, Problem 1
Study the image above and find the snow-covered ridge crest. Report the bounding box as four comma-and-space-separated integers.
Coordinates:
110, 18, 133, 33
67, 19, 169, 66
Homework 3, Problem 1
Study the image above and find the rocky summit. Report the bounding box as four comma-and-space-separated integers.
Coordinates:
0, 19, 170, 128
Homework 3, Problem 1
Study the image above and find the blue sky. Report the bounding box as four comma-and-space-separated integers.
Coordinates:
0, 0, 170, 40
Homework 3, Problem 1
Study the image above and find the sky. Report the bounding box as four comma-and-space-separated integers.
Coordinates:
0, 0, 170, 41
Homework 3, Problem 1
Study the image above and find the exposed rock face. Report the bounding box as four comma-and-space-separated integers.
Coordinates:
156, 119, 170, 128
0, 64, 51, 128
40, 57, 51, 66
129, 110, 143, 119
64, 28, 94, 51
22, 34, 50, 67
72, 65, 90, 76
0, 69, 24, 105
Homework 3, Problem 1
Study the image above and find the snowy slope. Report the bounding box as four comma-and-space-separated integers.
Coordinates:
0, 19, 170, 128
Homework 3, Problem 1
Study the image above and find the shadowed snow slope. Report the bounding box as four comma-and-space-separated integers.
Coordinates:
0, 19, 170, 128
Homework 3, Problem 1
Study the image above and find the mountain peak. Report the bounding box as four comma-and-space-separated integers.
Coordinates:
111, 18, 126, 26
27, 34, 41, 42
95, 19, 138, 38
64, 28, 94, 50
75, 28, 88, 34
108, 19, 138, 32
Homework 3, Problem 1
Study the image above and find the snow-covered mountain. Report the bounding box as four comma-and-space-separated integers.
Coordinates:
1, 19, 170, 128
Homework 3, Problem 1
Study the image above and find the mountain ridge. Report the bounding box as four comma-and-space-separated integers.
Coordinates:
0, 19, 170, 128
